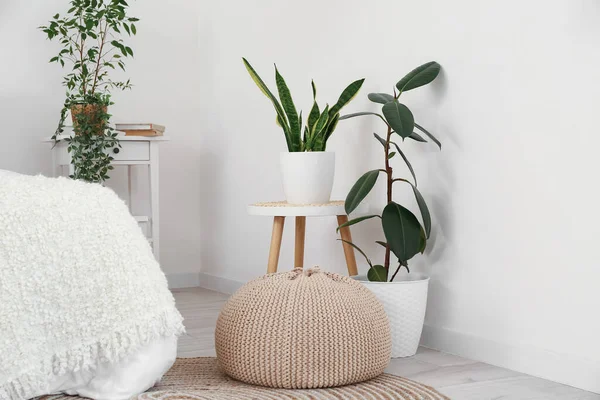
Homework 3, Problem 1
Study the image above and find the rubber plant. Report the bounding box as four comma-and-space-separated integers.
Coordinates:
242, 58, 364, 152
337, 61, 441, 282
40, 0, 139, 183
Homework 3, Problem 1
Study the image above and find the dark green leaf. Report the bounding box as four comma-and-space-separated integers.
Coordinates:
329, 78, 365, 117
275, 65, 300, 148
368, 265, 388, 282
368, 93, 394, 104
311, 80, 316, 99
373, 132, 387, 148
408, 131, 427, 143
324, 112, 339, 144
418, 227, 427, 254
242, 58, 294, 151
382, 102, 414, 138
390, 142, 417, 186
414, 122, 441, 149
396, 61, 441, 93
307, 100, 320, 134
411, 185, 431, 238
338, 239, 372, 268
123, 23, 131, 35
131, 24, 137, 35
339, 112, 387, 125
345, 170, 381, 214
382, 202, 423, 261
336, 214, 381, 232
125, 47, 133, 56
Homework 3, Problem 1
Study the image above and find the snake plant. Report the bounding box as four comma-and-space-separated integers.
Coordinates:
243, 58, 364, 152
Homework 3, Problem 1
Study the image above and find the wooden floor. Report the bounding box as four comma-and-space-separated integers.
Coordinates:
173, 287, 600, 400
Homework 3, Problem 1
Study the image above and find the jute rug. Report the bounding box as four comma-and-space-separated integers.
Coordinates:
39, 357, 450, 400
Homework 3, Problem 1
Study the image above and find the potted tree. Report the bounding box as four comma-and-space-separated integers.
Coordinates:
40, 0, 139, 183
243, 58, 364, 204
337, 61, 441, 357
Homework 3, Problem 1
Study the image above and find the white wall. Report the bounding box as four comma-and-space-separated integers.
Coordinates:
2, 0, 600, 393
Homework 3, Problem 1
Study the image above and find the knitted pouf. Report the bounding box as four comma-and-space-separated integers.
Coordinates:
215, 268, 391, 389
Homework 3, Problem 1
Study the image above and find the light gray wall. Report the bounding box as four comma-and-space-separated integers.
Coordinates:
2, 0, 599, 393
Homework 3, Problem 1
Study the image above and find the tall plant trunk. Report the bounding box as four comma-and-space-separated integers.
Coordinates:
384, 125, 393, 272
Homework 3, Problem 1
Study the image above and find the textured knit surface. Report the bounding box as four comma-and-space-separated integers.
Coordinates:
215, 268, 392, 389
36, 358, 450, 400
0, 173, 185, 400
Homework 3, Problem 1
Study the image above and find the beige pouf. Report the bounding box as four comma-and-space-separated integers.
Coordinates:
215, 268, 391, 389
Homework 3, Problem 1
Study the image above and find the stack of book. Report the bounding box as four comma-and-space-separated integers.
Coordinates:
116, 123, 165, 136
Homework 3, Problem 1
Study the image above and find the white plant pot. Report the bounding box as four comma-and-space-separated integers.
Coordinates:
280, 152, 335, 204
355, 274, 429, 358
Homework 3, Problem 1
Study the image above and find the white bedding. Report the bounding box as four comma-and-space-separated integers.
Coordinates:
48, 337, 177, 400
0, 170, 184, 400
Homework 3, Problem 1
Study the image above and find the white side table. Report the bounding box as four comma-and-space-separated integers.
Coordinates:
248, 201, 368, 275
44, 134, 169, 261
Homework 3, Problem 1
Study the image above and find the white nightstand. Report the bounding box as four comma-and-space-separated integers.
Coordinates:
44, 134, 169, 261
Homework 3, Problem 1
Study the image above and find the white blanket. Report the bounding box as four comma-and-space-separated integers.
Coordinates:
0, 172, 185, 400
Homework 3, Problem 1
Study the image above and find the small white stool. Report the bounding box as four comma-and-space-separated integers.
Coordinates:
247, 201, 368, 276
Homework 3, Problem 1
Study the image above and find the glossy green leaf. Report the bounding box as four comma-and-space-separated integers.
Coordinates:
329, 78, 365, 117
396, 61, 441, 93
408, 131, 427, 143
336, 214, 381, 232
382, 202, 423, 261
368, 93, 395, 104
373, 132, 387, 149
275, 65, 301, 150
324, 112, 340, 144
368, 265, 388, 282
393, 178, 431, 238
311, 80, 317, 99
309, 105, 330, 151
338, 239, 372, 268
242, 58, 294, 151
418, 227, 427, 253
390, 142, 417, 186
307, 100, 320, 134
345, 170, 381, 214
382, 102, 414, 138
339, 112, 387, 125
414, 122, 441, 149
412, 185, 431, 238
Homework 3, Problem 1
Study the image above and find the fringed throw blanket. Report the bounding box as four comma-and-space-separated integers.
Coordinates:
0, 172, 185, 400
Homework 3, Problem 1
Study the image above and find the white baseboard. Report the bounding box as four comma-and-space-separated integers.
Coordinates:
166, 272, 243, 294
421, 324, 600, 394
166, 272, 202, 289
196, 272, 244, 294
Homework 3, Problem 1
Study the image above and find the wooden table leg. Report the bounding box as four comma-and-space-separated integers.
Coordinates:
294, 216, 306, 268
337, 215, 358, 276
267, 216, 285, 273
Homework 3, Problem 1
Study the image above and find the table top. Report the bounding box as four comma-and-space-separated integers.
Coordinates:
247, 200, 368, 217
43, 134, 170, 142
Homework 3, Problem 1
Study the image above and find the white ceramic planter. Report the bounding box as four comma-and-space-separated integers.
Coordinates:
280, 152, 335, 204
356, 274, 429, 358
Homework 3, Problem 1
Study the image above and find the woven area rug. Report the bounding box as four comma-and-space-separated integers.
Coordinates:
38, 357, 450, 400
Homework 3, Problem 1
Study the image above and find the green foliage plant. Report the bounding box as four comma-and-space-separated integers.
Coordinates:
242, 58, 365, 152
40, 0, 139, 182
337, 61, 442, 282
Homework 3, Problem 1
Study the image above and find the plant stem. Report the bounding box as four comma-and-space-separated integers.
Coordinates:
384, 123, 393, 272
91, 18, 109, 95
